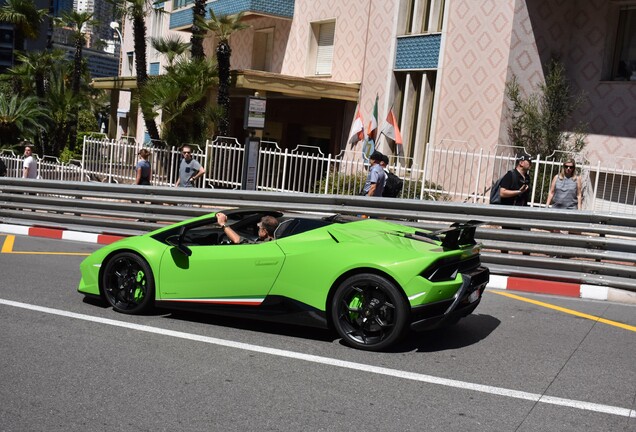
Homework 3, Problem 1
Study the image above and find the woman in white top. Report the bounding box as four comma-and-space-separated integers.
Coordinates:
546, 159, 582, 210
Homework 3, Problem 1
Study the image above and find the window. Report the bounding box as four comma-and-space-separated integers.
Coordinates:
127, 51, 134, 74
309, 21, 335, 76
150, 4, 165, 39
393, 71, 436, 166
149, 62, 160, 75
172, 0, 191, 10
402, 0, 445, 35
612, 6, 636, 81
252, 28, 274, 71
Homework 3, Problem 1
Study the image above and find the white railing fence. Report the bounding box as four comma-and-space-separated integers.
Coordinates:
1, 137, 635, 215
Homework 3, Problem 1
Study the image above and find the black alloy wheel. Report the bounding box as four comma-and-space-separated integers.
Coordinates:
331, 274, 408, 351
102, 252, 155, 314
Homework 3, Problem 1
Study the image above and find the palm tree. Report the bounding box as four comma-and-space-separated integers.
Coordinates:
57, 11, 97, 151
140, 57, 219, 148
113, 0, 161, 144
44, 64, 87, 156
197, 10, 248, 136
91, 39, 108, 51
0, 0, 47, 52
0, 0, 48, 92
151, 36, 189, 68
8, 50, 65, 154
0, 94, 50, 147
9, 50, 63, 97
190, 0, 206, 60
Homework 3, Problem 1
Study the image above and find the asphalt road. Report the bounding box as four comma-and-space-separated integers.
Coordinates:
1, 234, 635, 432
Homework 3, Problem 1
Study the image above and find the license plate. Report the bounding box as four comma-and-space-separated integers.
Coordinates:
468, 289, 480, 303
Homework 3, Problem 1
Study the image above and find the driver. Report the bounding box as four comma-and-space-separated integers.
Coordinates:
216, 212, 279, 244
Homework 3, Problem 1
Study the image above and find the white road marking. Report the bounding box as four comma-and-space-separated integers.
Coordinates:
1, 298, 634, 419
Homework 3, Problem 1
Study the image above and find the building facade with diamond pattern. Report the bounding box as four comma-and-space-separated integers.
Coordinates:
107, 0, 635, 166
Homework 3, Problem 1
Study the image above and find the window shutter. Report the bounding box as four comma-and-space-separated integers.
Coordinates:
315, 22, 335, 75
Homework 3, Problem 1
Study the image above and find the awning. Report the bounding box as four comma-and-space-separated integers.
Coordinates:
91, 69, 360, 102
231, 70, 360, 101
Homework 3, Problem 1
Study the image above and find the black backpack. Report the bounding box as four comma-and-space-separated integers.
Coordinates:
0, 158, 6, 177
383, 171, 404, 198
490, 170, 513, 204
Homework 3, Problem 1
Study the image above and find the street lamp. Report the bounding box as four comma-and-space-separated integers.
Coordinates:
110, 21, 123, 76
110, 21, 123, 42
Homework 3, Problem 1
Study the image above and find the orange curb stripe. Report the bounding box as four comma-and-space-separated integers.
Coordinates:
97, 234, 126, 245
507, 277, 580, 297
29, 227, 64, 239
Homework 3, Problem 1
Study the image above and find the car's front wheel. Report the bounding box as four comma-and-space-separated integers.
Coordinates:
101, 252, 154, 314
331, 274, 408, 351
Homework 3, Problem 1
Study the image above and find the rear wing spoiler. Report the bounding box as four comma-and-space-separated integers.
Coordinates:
408, 220, 484, 250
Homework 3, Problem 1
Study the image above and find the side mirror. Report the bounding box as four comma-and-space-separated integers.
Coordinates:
166, 226, 192, 257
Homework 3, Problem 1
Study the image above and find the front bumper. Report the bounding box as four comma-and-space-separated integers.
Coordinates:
410, 266, 490, 331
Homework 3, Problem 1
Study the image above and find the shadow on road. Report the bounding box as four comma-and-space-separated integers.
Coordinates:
82, 296, 499, 353
400, 314, 501, 353
165, 309, 335, 343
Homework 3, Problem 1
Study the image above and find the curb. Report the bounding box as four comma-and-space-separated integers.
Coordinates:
2, 223, 635, 305
486, 274, 636, 305
0, 223, 127, 245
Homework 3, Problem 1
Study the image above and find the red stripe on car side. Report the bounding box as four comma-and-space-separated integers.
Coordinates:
165, 299, 264, 306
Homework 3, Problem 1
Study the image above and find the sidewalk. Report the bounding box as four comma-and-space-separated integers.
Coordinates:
2, 222, 635, 305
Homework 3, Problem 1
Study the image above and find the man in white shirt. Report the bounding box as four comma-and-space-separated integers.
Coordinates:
22, 146, 38, 179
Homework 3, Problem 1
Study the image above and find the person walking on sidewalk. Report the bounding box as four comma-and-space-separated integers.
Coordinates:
22, 145, 38, 179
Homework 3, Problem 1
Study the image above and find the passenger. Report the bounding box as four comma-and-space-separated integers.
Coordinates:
216, 212, 279, 244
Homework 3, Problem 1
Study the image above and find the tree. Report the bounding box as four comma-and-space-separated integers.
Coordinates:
44, 64, 86, 156
197, 10, 248, 136
506, 59, 587, 158
0, 94, 50, 147
189, 0, 206, 60
112, 0, 161, 144
139, 57, 219, 148
0, 0, 48, 92
8, 50, 65, 154
151, 35, 189, 68
57, 11, 97, 151
10, 50, 64, 99
0, 0, 47, 52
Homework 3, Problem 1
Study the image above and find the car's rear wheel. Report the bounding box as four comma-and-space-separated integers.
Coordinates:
331, 274, 408, 351
102, 252, 154, 314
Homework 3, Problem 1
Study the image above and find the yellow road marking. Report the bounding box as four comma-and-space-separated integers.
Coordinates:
1, 235, 15, 253
492, 290, 636, 332
6, 251, 91, 256
0, 234, 89, 256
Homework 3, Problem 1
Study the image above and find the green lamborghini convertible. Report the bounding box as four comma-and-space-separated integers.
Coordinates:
78, 208, 489, 351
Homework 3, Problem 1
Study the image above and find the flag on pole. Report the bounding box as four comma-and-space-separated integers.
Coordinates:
382, 108, 403, 155
347, 105, 365, 145
367, 94, 378, 142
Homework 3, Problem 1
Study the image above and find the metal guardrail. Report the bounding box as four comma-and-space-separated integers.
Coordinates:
1, 178, 635, 291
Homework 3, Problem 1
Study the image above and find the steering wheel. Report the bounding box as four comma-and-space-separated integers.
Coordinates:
218, 233, 233, 245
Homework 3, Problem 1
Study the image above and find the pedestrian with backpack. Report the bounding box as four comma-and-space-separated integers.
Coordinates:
496, 154, 532, 206
380, 154, 403, 198
361, 151, 386, 197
